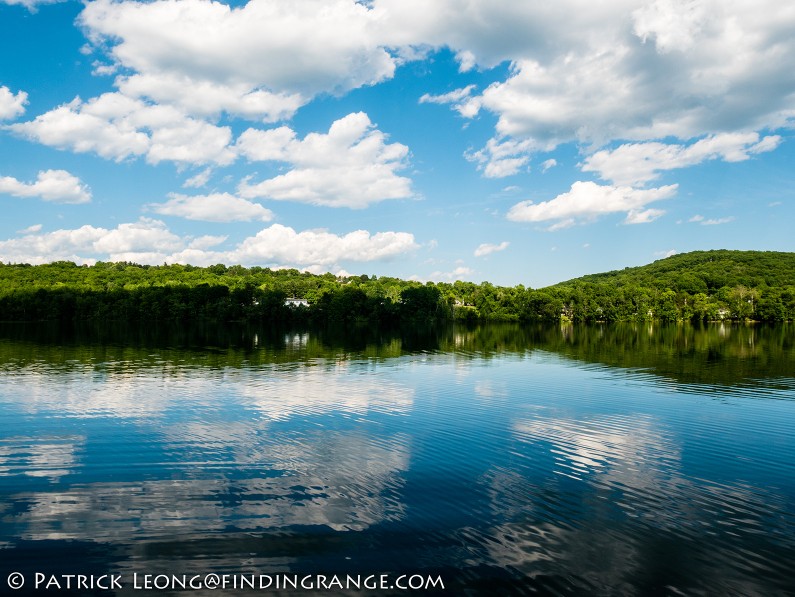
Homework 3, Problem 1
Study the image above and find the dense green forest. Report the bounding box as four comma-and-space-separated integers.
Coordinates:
1, 250, 794, 323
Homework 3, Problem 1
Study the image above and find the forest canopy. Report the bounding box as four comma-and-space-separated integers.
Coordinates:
1, 250, 794, 323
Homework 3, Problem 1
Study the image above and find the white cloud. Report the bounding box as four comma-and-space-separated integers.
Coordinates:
474, 241, 509, 257
230, 224, 417, 267
0, 220, 417, 270
148, 193, 274, 223
80, 0, 396, 121
183, 168, 212, 189
583, 132, 783, 186
18, 224, 43, 234
116, 73, 304, 123
430, 266, 474, 282
0, 219, 178, 265
186, 236, 226, 251
507, 181, 677, 228
15, 0, 785, 202
689, 214, 735, 226
541, 158, 557, 172
419, 85, 480, 117
372, 0, 795, 177
0, 170, 91, 204
0, 0, 63, 10
0, 86, 28, 120
91, 218, 183, 254
465, 137, 536, 178
632, 0, 708, 53
237, 112, 412, 208
0, 225, 124, 265
654, 249, 678, 258
11, 93, 235, 166
412, 266, 474, 283
452, 49, 475, 72
91, 61, 117, 77
71, 0, 795, 146
624, 208, 665, 224
419, 85, 476, 105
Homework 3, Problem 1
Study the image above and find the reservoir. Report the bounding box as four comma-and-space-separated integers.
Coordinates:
1, 322, 793, 595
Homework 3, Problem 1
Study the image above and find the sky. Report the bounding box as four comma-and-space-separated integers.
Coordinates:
0, 0, 793, 288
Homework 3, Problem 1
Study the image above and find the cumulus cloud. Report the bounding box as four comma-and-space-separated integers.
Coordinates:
17, 0, 784, 200
583, 132, 783, 186
7, 0, 790, 224
419, 85, 480, 117
0, 218, 175, 265
373, 0, 794, 176
148, 193, 274, 223
10, 93, 235, 166
507, 181, 677, 229
237, 112, 412, 208
231, 224, 417, 266
474, 241, 509, 257
0, 170, 91, 204
116, 73, 304, 123
0, 220, 417, 270
465, 137, 536, 178
429, 266, 474, 282
70, 0, 795, 144
91, 218, 183, 255
0, 86, 28, 120
79, 0, 396, 121
632, 0, 708, 53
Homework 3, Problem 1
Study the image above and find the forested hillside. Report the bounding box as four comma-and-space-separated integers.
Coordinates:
564, 250, 795, 291
1, 250, 793, 323
551, 250, 795, 322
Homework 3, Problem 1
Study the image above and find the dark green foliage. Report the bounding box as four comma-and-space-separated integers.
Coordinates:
550, 250, 795, 323
400, 285, 444, 320
1, 250, 794, 323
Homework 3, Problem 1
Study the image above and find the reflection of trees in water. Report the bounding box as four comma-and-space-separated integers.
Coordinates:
524, 322, 795, 388
1, 320, 792, 388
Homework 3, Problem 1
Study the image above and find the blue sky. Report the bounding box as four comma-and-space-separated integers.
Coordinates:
1, 0, 793, 287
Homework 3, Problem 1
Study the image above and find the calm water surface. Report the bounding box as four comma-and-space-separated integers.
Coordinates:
0, 322, 794, 596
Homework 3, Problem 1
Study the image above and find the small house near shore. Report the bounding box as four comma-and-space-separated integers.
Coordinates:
284, 298, 309, 308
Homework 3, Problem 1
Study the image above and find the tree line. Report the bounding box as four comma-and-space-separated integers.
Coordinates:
1, 250, 794, 323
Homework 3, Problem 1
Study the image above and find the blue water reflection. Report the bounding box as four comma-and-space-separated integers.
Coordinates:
0, 323, 794, 595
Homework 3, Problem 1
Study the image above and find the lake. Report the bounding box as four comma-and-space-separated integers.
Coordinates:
1, 322, 794, 595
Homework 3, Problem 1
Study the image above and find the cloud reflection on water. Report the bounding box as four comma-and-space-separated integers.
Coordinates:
1, 362, 415, 542
12, 430, 409, 543
0, 436, 84, 482
466, 411, 795, 594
